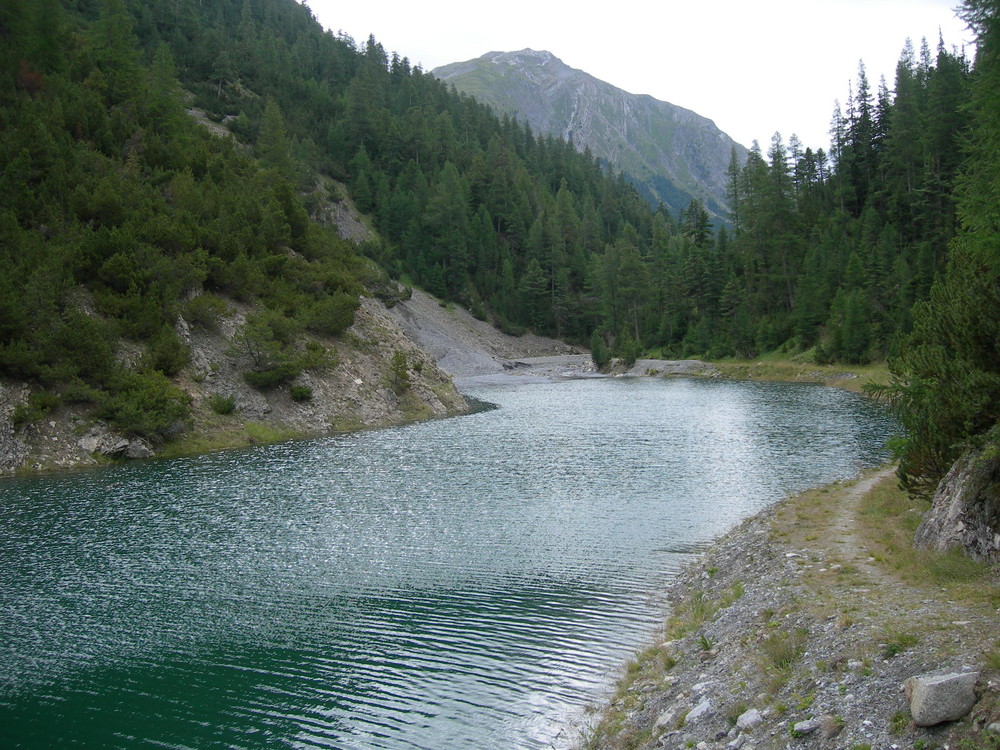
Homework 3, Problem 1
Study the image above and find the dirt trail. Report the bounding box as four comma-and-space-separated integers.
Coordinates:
585, 468, 999, 749
826, 465, 899, 585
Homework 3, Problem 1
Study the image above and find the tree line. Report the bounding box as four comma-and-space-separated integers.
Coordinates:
1, 0, 996, 497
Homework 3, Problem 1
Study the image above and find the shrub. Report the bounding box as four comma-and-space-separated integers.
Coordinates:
305, 291, 359, 337
12, 391, 61, 427
243, 361, 300, 388
208, 393, 235, 414
183, 293, 229, 330
144, 325, 190, 376
289, 385, 312, 402
591, 331, 611, 369
388, 350, 409, 395
99, 371, 191, 439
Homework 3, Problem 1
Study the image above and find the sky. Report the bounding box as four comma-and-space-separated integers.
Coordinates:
306, 0, 973, 152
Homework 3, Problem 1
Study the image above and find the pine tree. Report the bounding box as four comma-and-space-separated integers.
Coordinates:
876, 0, 1000, 495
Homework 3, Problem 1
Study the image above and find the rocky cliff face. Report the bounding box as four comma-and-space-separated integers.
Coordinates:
914, 438, 1000, 563
433, 49, 747, 220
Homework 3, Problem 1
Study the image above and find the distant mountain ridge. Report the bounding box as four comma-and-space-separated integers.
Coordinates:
433, 49, 747, 220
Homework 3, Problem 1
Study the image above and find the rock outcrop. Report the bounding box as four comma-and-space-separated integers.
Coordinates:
914, 438, 1000, 563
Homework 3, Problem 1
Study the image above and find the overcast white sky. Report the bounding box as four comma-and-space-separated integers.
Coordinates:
306, 0, 972, 151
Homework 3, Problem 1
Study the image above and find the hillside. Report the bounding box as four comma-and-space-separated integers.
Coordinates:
433, 49, 747, 219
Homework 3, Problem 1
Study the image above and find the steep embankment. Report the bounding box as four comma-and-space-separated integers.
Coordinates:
0, 292, 469, 475
0, 272, 593, 475
582, 469, 1000, 750
386, 287, 583, 378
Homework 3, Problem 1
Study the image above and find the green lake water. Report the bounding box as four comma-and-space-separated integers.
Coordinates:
0, 377, 896, 748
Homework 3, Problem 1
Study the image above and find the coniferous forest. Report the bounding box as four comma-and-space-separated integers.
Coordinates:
1, 0, 997, 494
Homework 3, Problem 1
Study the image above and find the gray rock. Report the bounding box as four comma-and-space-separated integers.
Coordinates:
101, 437, 130, 456
736, 708, 762, 730
685, 699, 714, 723
792, 718, 821, 735
78, 434, 100, 453
125, 439, 153, 459
726, 736, 746, 750
903, 672, 979, 726
914, 442, 1000, 564
654, 708, 677, 728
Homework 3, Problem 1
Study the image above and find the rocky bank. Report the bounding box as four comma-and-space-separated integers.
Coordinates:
581, 468, 1000, 750
0, 292, 472, 475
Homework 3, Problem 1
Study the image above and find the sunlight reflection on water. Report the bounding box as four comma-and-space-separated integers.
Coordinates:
0, 377, 895, 749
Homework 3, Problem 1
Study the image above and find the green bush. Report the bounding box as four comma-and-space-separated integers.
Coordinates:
183, 293, 230, 330
99, 371, 191, 439
243, 361, 300, 388
289, 385, 312, 402
388, 350, 409, 395
12, 391, 61, 427
208, 393, 235, 414
590, 331, 611, 369
144, 325, 190, 376
305, 291, 359, 337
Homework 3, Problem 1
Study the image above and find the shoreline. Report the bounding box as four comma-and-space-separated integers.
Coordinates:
579, 466, 999, 750
0, 351, 887, 479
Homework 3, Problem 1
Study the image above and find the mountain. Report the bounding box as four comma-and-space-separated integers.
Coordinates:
433, 49, 747, 220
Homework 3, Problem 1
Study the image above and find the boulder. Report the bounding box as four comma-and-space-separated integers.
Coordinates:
792, 718, 821, 735
100, 436, 131, 456
914, 441, 1000, 563
736, 708, 762, 730
125, 439, 153, 459
685, 699, 714, 723
903, 671, 979, 726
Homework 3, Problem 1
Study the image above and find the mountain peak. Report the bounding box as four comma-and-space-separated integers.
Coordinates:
486, 49, 561, 65
432, 51, 746, 219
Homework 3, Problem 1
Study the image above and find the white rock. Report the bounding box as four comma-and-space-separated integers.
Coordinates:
686, 699, 714, 723
736, 708, 762, 730
793, 718, 821, 735
654, 708, 676, 728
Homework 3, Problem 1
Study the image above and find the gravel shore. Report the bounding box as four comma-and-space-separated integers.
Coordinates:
582, 468, 999, 750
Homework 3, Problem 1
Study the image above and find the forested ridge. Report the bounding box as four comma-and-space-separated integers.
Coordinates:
1, 0, 998, 495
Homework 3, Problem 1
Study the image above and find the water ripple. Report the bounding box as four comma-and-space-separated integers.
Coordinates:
0, 378, 895, 749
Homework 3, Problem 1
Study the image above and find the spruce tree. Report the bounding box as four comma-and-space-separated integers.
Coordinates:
876, 0, 1000, 495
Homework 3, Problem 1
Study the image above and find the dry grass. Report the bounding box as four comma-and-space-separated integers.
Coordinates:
709, 355, 891, 393
857, 475, 1000, 606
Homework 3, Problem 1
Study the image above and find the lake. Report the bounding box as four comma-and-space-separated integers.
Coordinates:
0, 377, 896, 749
